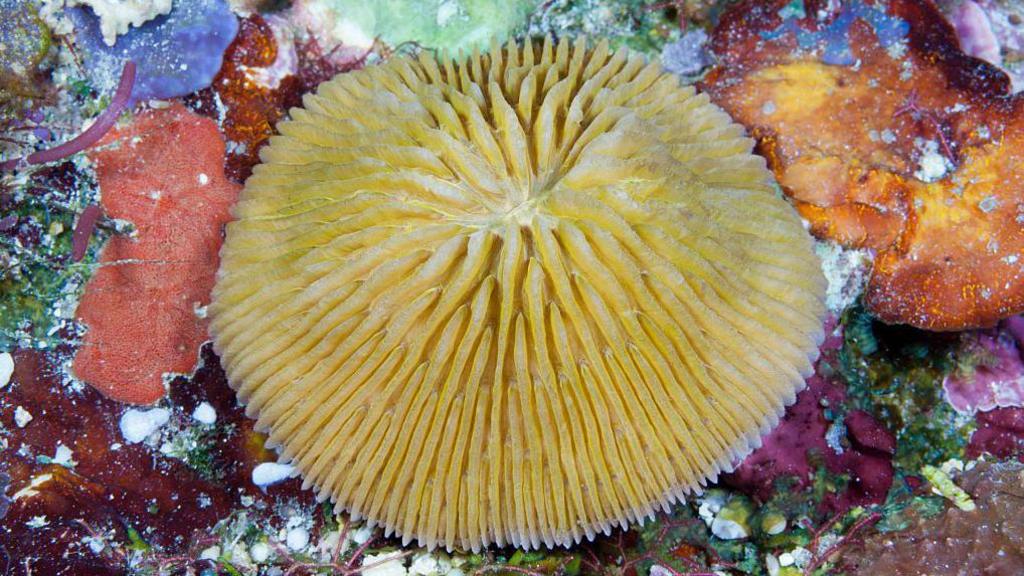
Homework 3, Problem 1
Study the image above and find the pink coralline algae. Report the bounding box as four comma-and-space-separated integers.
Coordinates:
72, 104, 241, 404
951, 0, 1002, 64
968, 407, 1024, 461
944, 316, 1024, 414
946, 0, 1024, 91
724, 320, 896, 513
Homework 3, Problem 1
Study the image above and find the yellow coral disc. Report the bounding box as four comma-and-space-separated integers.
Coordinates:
210, 37, 826, 552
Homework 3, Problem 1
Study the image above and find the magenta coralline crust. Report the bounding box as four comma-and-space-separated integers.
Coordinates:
943, 320, 1024, 414
968, 407, 1024, 460
725, 320, 895, 513
67, 0, 238, 100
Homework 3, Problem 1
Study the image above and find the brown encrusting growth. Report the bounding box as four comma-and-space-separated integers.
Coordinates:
210, 37, 826, 551
703, 0, 1024, 331
842, 461, 1024, 575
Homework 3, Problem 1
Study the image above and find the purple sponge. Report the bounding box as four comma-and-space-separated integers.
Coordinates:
67, 0, 238, 100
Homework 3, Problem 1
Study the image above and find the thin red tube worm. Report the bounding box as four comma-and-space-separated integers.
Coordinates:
71, 204, 102, 262
1, 61, 136, 172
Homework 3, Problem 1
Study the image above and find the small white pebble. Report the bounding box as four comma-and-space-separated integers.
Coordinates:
710, 516, 749, 540
914, 140, 950, 183
789, 547, 813, 568
250, 541, 271, 563
14, 406, 32, 428
351, 525, 374, 545
252, 462, 295, 488
199, 546, 221, 561
230, 544, 252, 566
979, 195, 1000, 213
52, 444, 76, 467
192, 402, 217, 425
26, 515, 48, 529
0, 352, 13, 388
198, 173, 210, 185
286, 526, 310, 551
87, 537, 106, 554
649, 566, 674, 576
408, 553, 439, 576
362, 551, 409, 576
119, 408, 171, 443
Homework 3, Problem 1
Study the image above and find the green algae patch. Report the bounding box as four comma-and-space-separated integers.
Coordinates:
0, 0, 52, 101
0, 162, 107, 351
310, 0, 539, 53
838, 304, 974, 470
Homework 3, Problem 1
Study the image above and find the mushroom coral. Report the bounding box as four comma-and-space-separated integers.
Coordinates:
703, 0, 1024, 331
209, 37, 826, 551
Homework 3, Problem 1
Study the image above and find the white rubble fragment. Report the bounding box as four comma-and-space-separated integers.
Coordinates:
192, 401, 217, 425
697, 491, 726, 525
26, 515, 49, 528
85, 534, 107, 554
52, 444, 76, 467
710, 515, 749, 540
784, 547, 813, 568
252, 462, 295, 488
816, 242, 872, 313
14, 406, 32, 428
199, 545, 221, 561
408, 552, 454, 576
351, 524, 374, 545
230, 543, 252, 566
286, 526, 310, 551
362, 551, 410, 576
914, 139, 952, 182
119, 407, 171, 443
408, 553, 439, 576
250, 541, 271, 563
12, 473, 54, 500
66, 0, 174, 46
0, 352, 13, 388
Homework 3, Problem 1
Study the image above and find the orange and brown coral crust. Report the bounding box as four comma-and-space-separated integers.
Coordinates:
702, 0, 1024, 331
187, 15, 364, 182
73, 104, 241, 404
